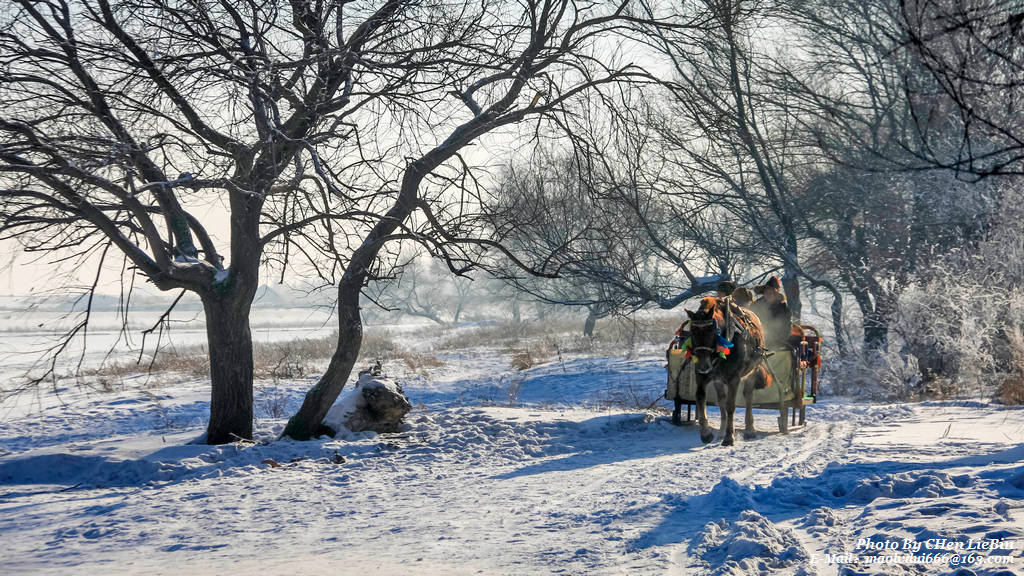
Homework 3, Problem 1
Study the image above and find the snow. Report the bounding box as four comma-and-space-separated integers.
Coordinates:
1, 348, 1022, 575
321, 372, 407, 435
321, 379, 365, 433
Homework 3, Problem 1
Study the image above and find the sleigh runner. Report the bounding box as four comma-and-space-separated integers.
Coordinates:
665, 324, 822, 433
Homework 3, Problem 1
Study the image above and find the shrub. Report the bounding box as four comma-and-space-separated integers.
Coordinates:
828, 196, 1024, 402
256, 383, 293, 418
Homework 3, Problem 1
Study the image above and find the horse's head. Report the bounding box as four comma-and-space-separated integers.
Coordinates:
685, 297, 725, 376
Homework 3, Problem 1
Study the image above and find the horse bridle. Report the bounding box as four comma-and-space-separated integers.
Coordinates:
688, 318, 723, 373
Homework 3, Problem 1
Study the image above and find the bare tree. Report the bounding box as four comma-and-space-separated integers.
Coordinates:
367, 256, 475, 325
280, 0, 706, 439
636, 0, 831, 321
4, 0, 616, 443
486, 134, 732, 332
899, 0, 1024, 178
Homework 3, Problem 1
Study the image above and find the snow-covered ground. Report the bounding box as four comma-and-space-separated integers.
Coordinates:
1, 345, 1022, 575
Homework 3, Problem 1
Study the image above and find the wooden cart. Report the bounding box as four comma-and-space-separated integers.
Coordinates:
665, 325, 823, 432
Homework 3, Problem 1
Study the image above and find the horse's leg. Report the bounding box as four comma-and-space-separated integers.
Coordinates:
743, 377, 756, 440
672, 398, 682, 426
696, 380, 712, 444
721, 378, 738, 447
714, 379, 729, 445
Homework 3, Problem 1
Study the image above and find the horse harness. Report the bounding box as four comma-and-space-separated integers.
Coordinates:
683, 299, 776, 379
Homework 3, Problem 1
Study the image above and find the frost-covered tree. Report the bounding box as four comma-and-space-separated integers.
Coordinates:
777, 0, 1005, 350
798, 163, 996, 350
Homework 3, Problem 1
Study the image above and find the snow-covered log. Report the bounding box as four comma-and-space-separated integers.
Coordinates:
321, 373, 412, 435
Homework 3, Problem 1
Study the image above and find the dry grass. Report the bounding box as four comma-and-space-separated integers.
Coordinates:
72, 327, 427, 387
998, 374, 1024, 405
256, 335, 336, 371
597, 383, 666, 413
432, 319, 576, 351
79, 351, 210, 381
508, 341, 555, 371
72, 312, 685, 387
359, 331, 399, 359
429, 313, 680, 358
78, 336, 334, 383
998, 329, 1024, 405
396, 351, 445, 372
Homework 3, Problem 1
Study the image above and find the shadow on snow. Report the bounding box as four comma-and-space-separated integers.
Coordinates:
625, 443, 1024, 553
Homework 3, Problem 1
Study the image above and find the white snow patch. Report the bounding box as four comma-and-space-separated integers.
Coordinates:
321, 372, 405, 436
1, 352, 1022, 575
692, 511, 809, 576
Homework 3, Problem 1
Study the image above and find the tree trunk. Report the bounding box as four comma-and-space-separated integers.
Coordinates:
863, 291, 896, 352
281, 115, 492, 440
863, 310, 889, 351
849, 280, 896, 352
202, 294, 255, 444
849, 283, 876, 351
281, 277, 363, 440
583, 308, 597, 337
827, 285, 848, 356
783, 264, 801, 321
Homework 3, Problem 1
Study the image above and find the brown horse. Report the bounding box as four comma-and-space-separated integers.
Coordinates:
685, 297, 772, 446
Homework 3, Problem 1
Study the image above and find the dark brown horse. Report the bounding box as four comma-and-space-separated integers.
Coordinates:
685, 297, 771, 446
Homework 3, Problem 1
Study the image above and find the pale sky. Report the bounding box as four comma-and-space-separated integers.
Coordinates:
0, 194, 231, 296
0, 239, 124, 295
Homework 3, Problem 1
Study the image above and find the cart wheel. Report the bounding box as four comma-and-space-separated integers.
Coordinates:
778, 403, 789, 434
